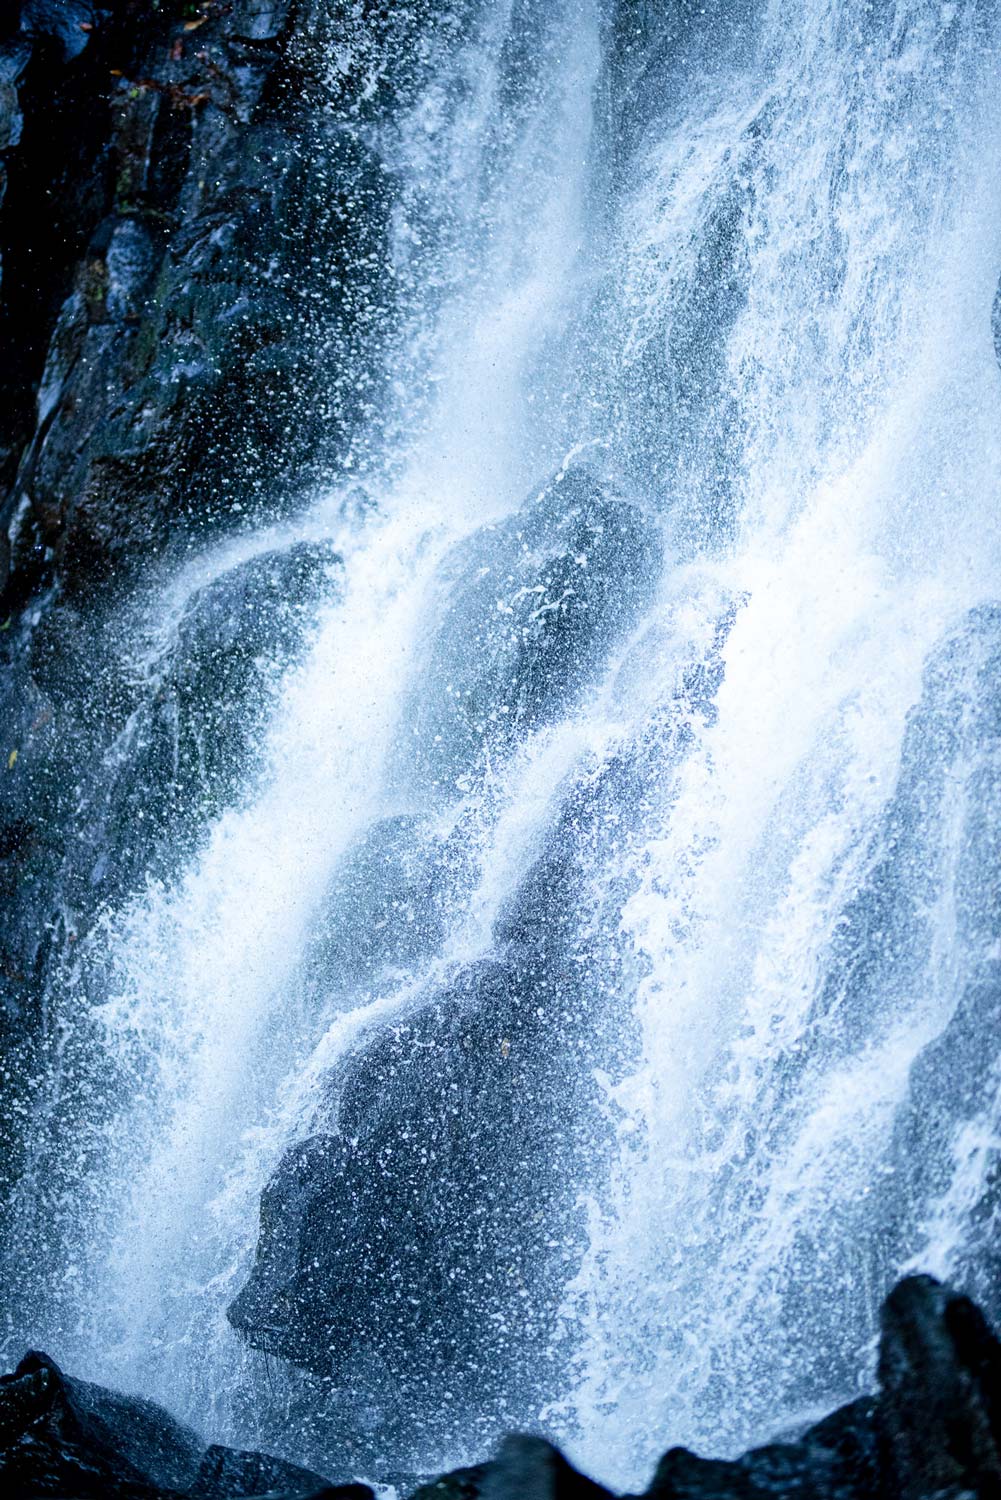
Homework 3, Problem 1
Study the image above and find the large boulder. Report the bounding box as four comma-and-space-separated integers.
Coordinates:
229, 944, 601, 1464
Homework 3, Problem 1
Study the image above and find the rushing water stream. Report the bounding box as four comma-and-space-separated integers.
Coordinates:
8, 0, 1001, 1490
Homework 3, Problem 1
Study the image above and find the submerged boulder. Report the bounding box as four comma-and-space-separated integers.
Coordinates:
297, 813, 468, 1002
153, 539, 341, 816
394, 463, 663, 800
94, 537, 341, 891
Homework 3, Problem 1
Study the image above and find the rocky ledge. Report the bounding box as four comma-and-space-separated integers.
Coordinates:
1, 1275, 1000, 1499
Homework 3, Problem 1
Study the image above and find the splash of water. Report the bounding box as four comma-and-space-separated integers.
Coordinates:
27, 0, 605, 1447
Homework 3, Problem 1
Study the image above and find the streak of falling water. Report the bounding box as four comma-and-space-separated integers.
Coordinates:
563, 0, 1001, 1486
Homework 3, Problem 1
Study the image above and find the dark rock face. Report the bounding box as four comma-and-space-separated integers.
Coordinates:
4, 1276, 1001, 1497
877, 1277, 1001, 1500
481, 1436, 615, 1500
228, 948, 603, 1459
0, 0, 395, 600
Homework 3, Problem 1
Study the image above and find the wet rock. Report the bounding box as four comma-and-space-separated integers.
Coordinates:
631, 1402, 881, 1500
0, 1348, 204, 1496
0, 0, 477, 1327
797, 1399, 879, 1492
0, 535, 340, 1293
5, 1275, 1001, 1498
410, 1462, 490, 1500
20, 2, 98, 64
395, 464, 662, 800
0, 0, 397, 604
0, 46, 27, 157
229, 946, 602, 1461
300, 813, 464, 1000
189, 1439, 337, 1498
75, 537, 343, 897
628, 1276, 1000, 1500
0, 1348, 373, 1499
161, 540, 341, 810
0, 0, 406, 1240
4, 537, 340, 928
0, 1363, 53, 1450
482, 1436, 614, 1500
877, 1276, 1001, 1500
228, 511, 675, 1461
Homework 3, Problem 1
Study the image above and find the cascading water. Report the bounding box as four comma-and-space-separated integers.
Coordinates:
7, 0, 1001, 1491
562, 0, 1001, 1484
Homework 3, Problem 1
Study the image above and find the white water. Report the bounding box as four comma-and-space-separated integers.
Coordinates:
16, 0, 1001, 1490
563, 0, 1001, 1483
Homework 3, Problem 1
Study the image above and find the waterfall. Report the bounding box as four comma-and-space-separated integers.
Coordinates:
9, 0, 1001, 1491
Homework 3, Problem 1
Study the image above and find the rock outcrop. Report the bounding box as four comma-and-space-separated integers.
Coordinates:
224, 461, 663, 1465
228, 949, 599, 1456
3, 1276, 1001, 1497
393, 463, 663, 801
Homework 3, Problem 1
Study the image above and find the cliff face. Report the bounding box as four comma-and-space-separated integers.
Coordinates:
4, 1, 350, 598
0, 0, 404, 1245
